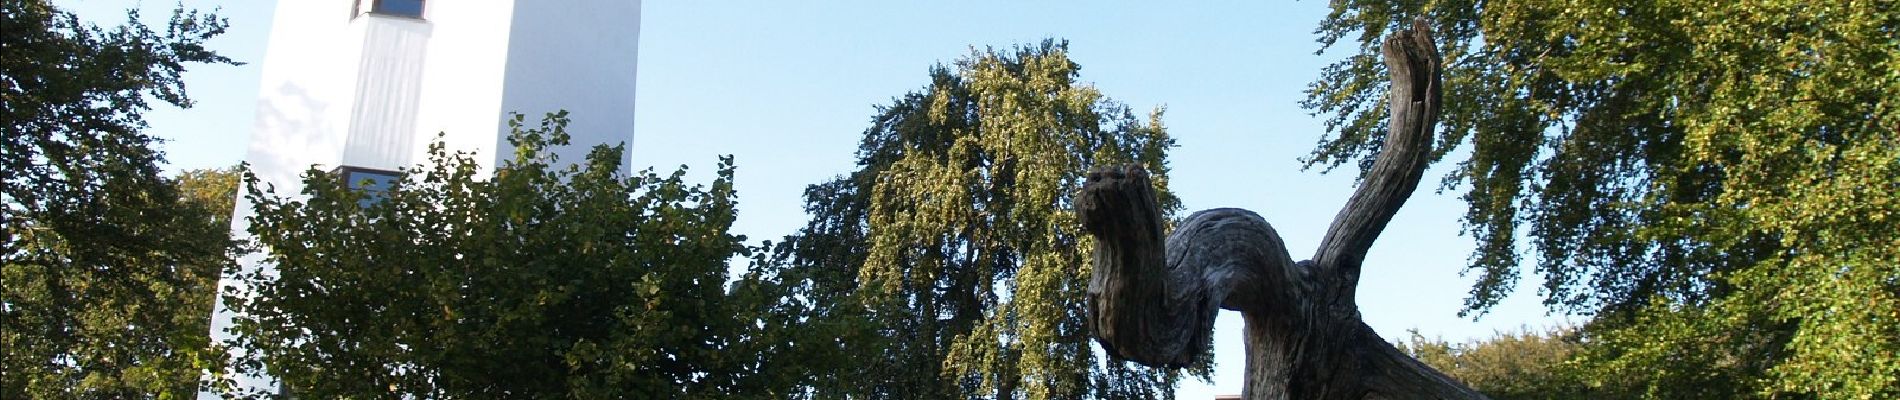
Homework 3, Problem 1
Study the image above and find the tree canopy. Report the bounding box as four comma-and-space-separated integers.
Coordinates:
222, 113, 800, 398
770, 41, 1191, 399
1, 1, 237, 398
1307, 1, 1899, 397
1399, 328, 1602, 399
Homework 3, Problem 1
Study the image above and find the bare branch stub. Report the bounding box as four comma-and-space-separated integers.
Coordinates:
1080, 165, 1307, 369
1078, 165, 1198, 367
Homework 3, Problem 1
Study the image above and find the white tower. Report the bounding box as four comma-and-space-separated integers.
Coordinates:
206, 1, 640, 396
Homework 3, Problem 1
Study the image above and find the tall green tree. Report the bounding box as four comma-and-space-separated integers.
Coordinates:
1307, 1, 1899, 397
773, 41, 1191, 399
223, 113, 803, 399
1, 1, 237, 398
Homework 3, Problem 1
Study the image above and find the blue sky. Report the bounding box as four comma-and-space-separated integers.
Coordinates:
58, 1, 1566, 397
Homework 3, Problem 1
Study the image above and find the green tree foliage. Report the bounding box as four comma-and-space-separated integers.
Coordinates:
1308, 1, 1898, 397
1399, 327, 1608, 399
1, 1, 237, 398
771, 41, 1191, 399
223, 113, 799, 398
176, 168, 241, 220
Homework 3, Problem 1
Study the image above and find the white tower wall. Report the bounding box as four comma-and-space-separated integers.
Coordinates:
410, 0, 516, 170
240, 0, 358, 198
495, 0, 642, 169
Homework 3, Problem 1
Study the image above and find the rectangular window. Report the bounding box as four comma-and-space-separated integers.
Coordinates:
373, 0, 425, 18
332, 166, 401, 208
352, 0, 425, 19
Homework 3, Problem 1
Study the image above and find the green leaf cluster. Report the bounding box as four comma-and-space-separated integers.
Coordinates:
769, 40, 1193, 399
2, 1, 238, 398
1308, 0, 1899, 397
224, 113, 797, 398
1400, 328, 1584, 399
1402, 327, 1620, 399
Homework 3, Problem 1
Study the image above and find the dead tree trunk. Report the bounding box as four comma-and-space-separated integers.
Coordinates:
1077, 21, 1482, 400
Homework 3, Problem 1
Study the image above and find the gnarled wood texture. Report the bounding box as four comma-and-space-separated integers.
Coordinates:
1078, 20, 1483, 399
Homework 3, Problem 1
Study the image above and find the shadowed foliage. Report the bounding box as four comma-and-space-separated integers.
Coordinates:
2, 1, 238, 398
224, 113, 808, 398
1307, 1, 1898, 397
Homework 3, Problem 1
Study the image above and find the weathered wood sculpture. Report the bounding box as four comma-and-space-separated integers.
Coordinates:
1077, 21, 1484, 399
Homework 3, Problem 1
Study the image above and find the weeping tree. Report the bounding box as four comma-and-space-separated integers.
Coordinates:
772, 40, 1189, 399
1077, 22, 1480, 399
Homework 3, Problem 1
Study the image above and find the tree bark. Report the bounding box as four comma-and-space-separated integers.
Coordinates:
1078, 20, 1482, 399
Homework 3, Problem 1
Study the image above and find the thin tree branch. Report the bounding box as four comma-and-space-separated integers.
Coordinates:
1312, 20, 1443, 299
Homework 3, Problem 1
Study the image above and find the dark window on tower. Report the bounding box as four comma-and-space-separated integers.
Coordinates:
353, 0, 425, 19
332, 166, 401, 208
374, 0, 425, 18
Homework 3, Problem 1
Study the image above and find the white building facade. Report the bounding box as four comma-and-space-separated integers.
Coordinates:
206, 0, 640, 396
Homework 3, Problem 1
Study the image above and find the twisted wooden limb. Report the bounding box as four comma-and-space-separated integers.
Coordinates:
1080, 169, 1302, 368
1079, 20, 1483, 399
